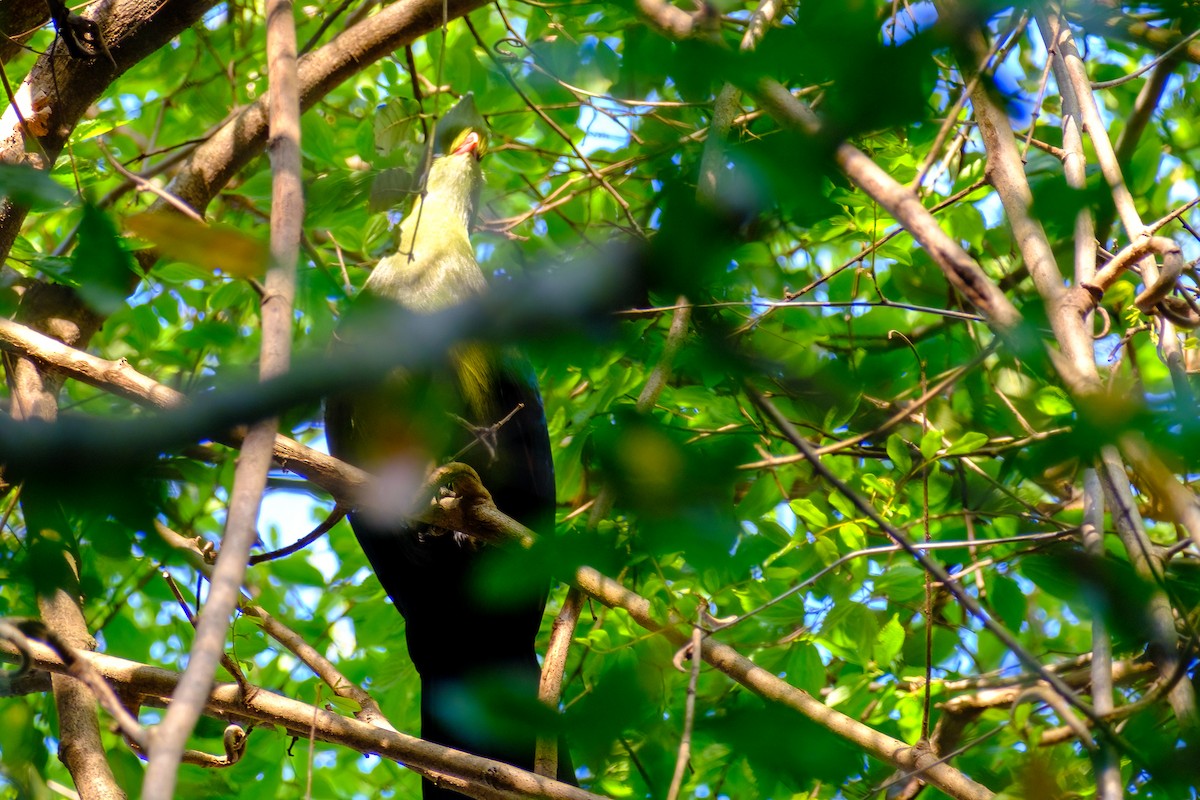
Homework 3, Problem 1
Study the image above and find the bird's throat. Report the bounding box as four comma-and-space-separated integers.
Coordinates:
364, 152, 486, 311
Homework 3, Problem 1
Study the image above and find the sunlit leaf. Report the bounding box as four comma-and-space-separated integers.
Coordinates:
126, 211, 268, 278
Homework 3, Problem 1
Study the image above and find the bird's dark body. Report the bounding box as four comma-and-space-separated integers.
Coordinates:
325, 344, 557, 798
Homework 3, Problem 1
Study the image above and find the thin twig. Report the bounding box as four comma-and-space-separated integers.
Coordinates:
746, 386, 1124, 744
464, 12, 644, 237
95, 138, 204, 220
249, 506, 346, 565
665, 606, 703, 800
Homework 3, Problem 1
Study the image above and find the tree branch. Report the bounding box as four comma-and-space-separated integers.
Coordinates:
0, 0, 219, 261
163, 0, 491, 217
141, 1, 304, 789
0, 638, 605, 800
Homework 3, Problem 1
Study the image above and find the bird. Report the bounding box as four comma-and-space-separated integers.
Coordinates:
324, 94, 563, 799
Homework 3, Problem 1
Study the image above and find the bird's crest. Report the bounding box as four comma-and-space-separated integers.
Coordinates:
433, 93, 489, 158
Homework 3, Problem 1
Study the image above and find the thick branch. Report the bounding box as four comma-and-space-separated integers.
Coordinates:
164, 0, 490, 216
0, 0, 219, 261
0, 639, 603, 800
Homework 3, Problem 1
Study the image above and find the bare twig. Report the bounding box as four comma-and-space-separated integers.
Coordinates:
95, 138, 204, 221
248, 506, 347, 565
160, 572, 251, 697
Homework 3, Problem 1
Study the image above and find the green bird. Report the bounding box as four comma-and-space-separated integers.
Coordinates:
325, 95, 566, 799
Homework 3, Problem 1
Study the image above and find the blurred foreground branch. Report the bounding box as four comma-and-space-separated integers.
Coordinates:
0, 260, 633, 501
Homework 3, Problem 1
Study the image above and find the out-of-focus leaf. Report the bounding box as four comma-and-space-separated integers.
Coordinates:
126, 211, 268, 278
987, 572, 1027, 632
919, 428, 943, 460
698, 702, 861, 786
1020, 550, 1157, 648
887, 433, 913, 473
0, 163, 72, 208
74, 203, 135, 314
1034, 386, 1074, 416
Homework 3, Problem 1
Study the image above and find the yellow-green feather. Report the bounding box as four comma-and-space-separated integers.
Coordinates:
365, 142, 485, 311
452, 343, 496, 418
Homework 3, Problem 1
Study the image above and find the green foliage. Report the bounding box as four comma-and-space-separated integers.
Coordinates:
0, 164, 71, 209
73, 204, 136, 315
2, 2, 1200, 800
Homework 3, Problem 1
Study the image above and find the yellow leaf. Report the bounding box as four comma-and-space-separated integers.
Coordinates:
126, 211, 268, 278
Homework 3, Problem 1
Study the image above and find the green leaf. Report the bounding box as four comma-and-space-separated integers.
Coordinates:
74, 204, 135, 314
374, 97, 422, 154
153, 260, 212, 284
326, 693, 363, 716
0, 163, 71, 208
838, 522, 865, 552
789, 497, 828, 529
988, 573, 1027, 631
208, 279, 252, 312
785, 643, 826, 695
886, 434, 912, 473
301, 111, 339, 165
756, 519, 793, 547
874, 614, 905, 666
369, 167, 417, 213
919, 428, 943, 460
74, 116, 129, 142
1034, 387, 1074, 416
945, 431, 989, 455
873, 564, 926, 602
269, 557, 327, 588
813, 535, 840, 566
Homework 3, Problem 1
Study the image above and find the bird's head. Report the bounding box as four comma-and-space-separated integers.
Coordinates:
425, 93, 489, 220
432, 93, 489, 162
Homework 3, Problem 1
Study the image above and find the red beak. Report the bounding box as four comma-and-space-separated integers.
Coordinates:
453, 131, 482, 159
